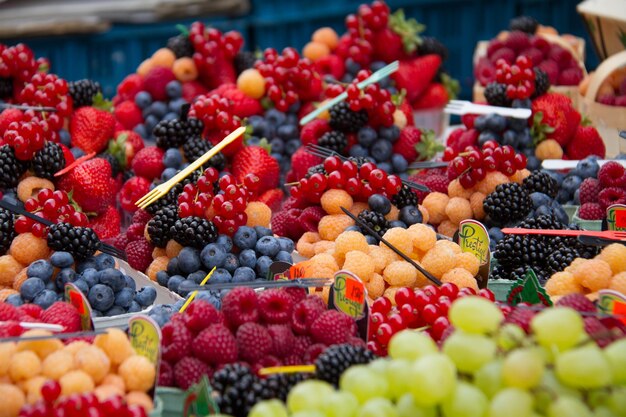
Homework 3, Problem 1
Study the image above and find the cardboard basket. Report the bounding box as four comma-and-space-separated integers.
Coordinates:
577, 0, 626, 61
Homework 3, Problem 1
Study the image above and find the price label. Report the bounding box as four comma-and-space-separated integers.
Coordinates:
289, 261, 316, 279
269, 261, 293, 281
64, 283, 93, 331
598, 290, 626, 325
458, 219, 490, 265
128, 315, 161, 366
332, 271, 366, 319
607, 204, 626, 230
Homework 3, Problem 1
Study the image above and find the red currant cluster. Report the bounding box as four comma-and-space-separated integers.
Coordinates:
496, 55, 536, 100
368, 283, 496, 355
291, 155, 402, 203
189, 23, 244, 62
0, 43, 47, 85
189, 93, 242, 133
18, 72, 73, 117
444, 141, 527, 189
16, 189, 88, 238
336, 1, 390, 66
254, 47, 323, 111
2, 109, 64, 159
20, 380, 148, 417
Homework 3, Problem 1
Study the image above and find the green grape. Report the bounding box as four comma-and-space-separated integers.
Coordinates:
588, 389, 611, 409
441, 381, 488, 417
322, 391, 359, 417
357, 398, 398, 417
368, 358, 389, 375
607, 387, 626, 416
388, 330, 437, 361
292, 412, 326, 417
339, 365, 388, 404
547, 396, 592, 417
534, 370, 582, 413
496, 323, 526, 351
385, 359, 413, 399
396, 394, 436, 417
530, 307, 584, 351
409, 353, 457, 407
249, 399, 289, 417
448, 296, 504, 335
555, 344, 612, 389
593, 406, 618, 417
474, 360, 504, 399
487, 388, 534, 417
502, 347, 545, 389
442, 331, 497, 374
287, 380, 334, 413
605, 339, 626, 384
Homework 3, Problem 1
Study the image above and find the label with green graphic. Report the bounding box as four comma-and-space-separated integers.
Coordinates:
606, 204, 626, 230
64, 283, 93, 331
598, 290, 626, 325
458, 219, 490, 264
129, 315, 161, 365
332, 270, 366, 319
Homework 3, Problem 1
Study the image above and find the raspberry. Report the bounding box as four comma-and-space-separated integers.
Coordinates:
545, 271, 583, 296
132, 209, 152, 226
291, 298, 326, 335
365, 272, 385, 298
0, 384, 25, 417
59, 370, 95, 396
321, 189, 354, 215
423, 175, 450, 194
504, 31, 531, 52
368, 246, 395, 274
610, 272, 626, 294
318, 214, 355, 241
10, 350, 42, 381
421, 192, 449, 225
268, 325, 296, 358
445, 197, 473, 225
505, 307, 536, 333
119, 355, 156, 392
93, 328, 133, 366
126, 223, 145, 242
0, 303, 19, 321
106, 233, 129, 251
17, 329, 64, 360
161, 320, 193, 363
435, 240, 462, 254
42, 349, 74, 379
258, 289, 295, 325
16, 176, 54, 203
598, 161, 626, 188
578, 203, 604, 220
272, 208, 303, 241
573, 259, 612, 292
125, 238, 154, 272
438, 220, 458, 237
599, 187, 626, 211
534, 139, 563, 160
40, 302, 81, 333
252, 355, 282, 374
310, 310, 352, 345
283, 355, 302, 365
245, 201, 272, 228
193, 324, 238, 366
282, 287, 307, 304
146, 256, 169, 281
476, 172, 509, 195
469, 192, 486, 220
236, 322, 273, 363
310, 253, 339, 270
166, 240, 183, 257
579, 178, 601, 205
381, 228, 413, 256
222, 287, 259, 329
183, 300, 224, 333
583, 317, 613, 347
342, 251, 375, 282
383, 261, 417, 286
300, 119, 331, 146
420, 246, 456, 279
296, 232, 321, 258
407, 223, 437, 252
441, 268, 478, 291
18, 303, 42, 319
335, 231, 369, 258
293, 335, 313, 357
75, 345, 111, 383
303, 343, 327, 363
158, 360, 174, 386
298, 206, 326, 233
599, 244, 626, 274
174, 357, 210, 390
454, 252, 480, 276
556, 293, 597, 313
10, 233, 50, 266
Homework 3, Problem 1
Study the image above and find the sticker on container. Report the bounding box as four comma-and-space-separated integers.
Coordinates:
289, 260, 316, 279
330, 270, 366, 319
128, 315, 162, 365
607, 204, 626, 230
458, 219, 491, 288
598, 290, 626, 325
64, 283, 93, 331
269, 261, 293, 280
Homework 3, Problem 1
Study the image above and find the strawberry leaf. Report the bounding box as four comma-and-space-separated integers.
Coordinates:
257, 138, 272, 154
107, 133, 128, 170
389, 9, 425, 54
391, 89, 407, 107
92, 93, 113, 112
414, 129, 443, 161
176, 24, 190, 36
441, 73, 460, 100
530, 111, 555, 145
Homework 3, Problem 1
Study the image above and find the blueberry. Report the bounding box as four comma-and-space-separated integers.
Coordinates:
277, 124, 298, 140
120, 276, 135, 292
535, 205, 554, 218
271, 138, 285, 154
358, 127, 377, 147
256, 256, 273, 278
512, 98, 532, 109
389, 220, 407, 228
5, 294, 23, 307
128, 301, 142, 313
239, 249, 257, 269
216, 235, 233, 252
370, 139, 393, 162
277, 237, 294, 253
345, 225, 361, 232
134, 124, 148, 138
167, 258, 181, 275
275, 251, 293, 263
33, 290, 57, 309
502, 130, 518, 147
88, 284, 115, 311
544, 170, 564, 186
91, 310, 102, 318
368, 194, 391, 215
223, 254, 239, 274
73, 279, 90, 295
136, 286, 157, 307
348, 144, 369, 158
161, 168, 177, 182
99, 268, 125, 292
233, 267, 256, 283
169, 98, 187, 114
370, 61, 386, 72
573, 189, 580, 205
135, 91, 152, 109
345, 58, 361, 75
115, 287, 135, 308
517, 130, 533, 149
166, 80, 182, 99
379, 125, 400, 142
488, 227, 504, 242
616, 153, 626, 160
188, 270, 207, 284
81, 268, 99, 287
56, 268, 77, 289
474, 115, 488, 131
556, 189, 571, 204
526, 156, 541, 171
105, 306, 126, 317
149, 101, 168, 118
211, 268, 232, 284
365, 235, 379, 245
50, 251, 74, 268
167, 275, 184, 293
266, 109, 287, 126
233, 226, 258, 250
156, 271, 169, 287
530, 192, 552, 208
71, 147, 85, 159
256, 236, 280, 257
45, 282, 56, 291
200, 243, 227, 270
27, 260, 53, 282
197, 292, 221, 310
508, 118, 528, 132
271, 153, 283, 163
59, 129, 71, 147
562, 175, 582, 194
552, 204, 569, 225
485, 114, 507, 132
575, 158, 600, 179
391, 154, 408, 173
163, 148, 183, 168
178, 247, 201, 274
254, 226, 272, 238
399, 205, 423, 226
378, 161, 392, 173
93, 253, 114, 271
286, 139, 301, 155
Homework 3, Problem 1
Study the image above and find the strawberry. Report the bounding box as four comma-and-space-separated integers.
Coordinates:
300, 119, 330, 146
69, 106, 116, 154
131, 146, 165, 180
372, 28, 405, 63
412, 83, 448, 110
232, 146, 279, 194
255, 188, 284, 212
393, 126, 421, 161
392, 55, 442, 102
89, 205, 121, 240
57, 158, 116, 214
398, 100, 414, 126
116, 74, 144, 102
449, 128, 479, 152
114, 100, 143, 129
120, 130, 145, 165
314, 55, 345, 80
373, 9, 423, 63
222, 86, 263, 117
474, 57, 496, 86
565, 125, 606, 160
144, 67, 176, 101
290, 147, 322, 180
531, 93, 580, 147
58, 144, 75, 167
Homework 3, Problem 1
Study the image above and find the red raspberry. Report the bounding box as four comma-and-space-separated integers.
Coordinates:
183, 300, 224, 333
0, 321, 23, 338
105, 233, 129, 251
579, 178, 601, 205
18, 304, 42, 319
125, 238, 154, 272
236, 322, 273, 363
174, 357, 210, 390
303, 343, 327, 363
584, 317, 613, 348
291, 298, 326, 335
120, 176, 151, 212
283, 355, 303, 365
309, 310, 352, 346
538, 60, 559, 84
298, 206, 326, 233
132, 209, 152, 227
282, 197, 308, 211
556, 293, 597, 313
116, 74, 144, 102
193, 324, 238, 366
40, 302, 80, 332
258, 289, 295, 325
599, 187, 626, 211
161, 320, 193, 363
578, 203, 604, 220
293, 335, 313, 357
271, 209, 303, 241
143, 67, 176, 101
222, 287, 259, 329
348, 336, 367, 348
282, 287, 307, 304
598, 161, 626, 188
114, 100, 143, 130
126, 223, 145, 242
267, 325, 296, 358
290, 147, 323, 180
252, 355, 281, 375
504, 31, 531, 52
504, 307, 536, 333
131, 147, 165, 181
486, 40, 505, 58
158, 361, 174, 387
0, 303, 19, 321
489, 48, 515, 65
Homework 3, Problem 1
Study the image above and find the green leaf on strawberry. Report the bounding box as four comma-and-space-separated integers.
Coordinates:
414, 129, 444, 161
531, 111, 556, 145
389, 9, 425, 54
441, 73, 460, 100
107, 133, 128, 170
92, 93, 113, 112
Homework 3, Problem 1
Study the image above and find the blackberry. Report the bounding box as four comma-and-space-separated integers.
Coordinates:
212, 364, 269, 417
510, 16, 538, 34
533, 68, 550, 98
146, 207, 179, 247
171, 216, 217, 249
522, 171, 558, 198
391, 184, 418, 209
234, 51, 257, 76
166, 34, 194, 58
154, 117, 204, 149
358, 210, 390, 237
519, 213, 562, 230
0, 77, 13, 99
484, 83, 511, 107
315, 344, 377, 387
97, 152, 121, 177
419, 36, 449, 61
0, 207, 14, 255
0, 145, 29, 188
494, 234, 546, 269
483, 183, 532, 224
68, 79, 101, 108
329, 102, 368, 133
182, 137, 226, 171
547, 246, 580, 274
32, 142, 66, 180
318, 131, 348, 154
263, 373, 308, 402
305, 164, 326, 178
47, 223, 100, 260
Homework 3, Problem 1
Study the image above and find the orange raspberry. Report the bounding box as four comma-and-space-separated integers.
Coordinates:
126, 391, 154, 412
146, 256, 169, 281
320, 189, 353, 215
565, 258, 587, 274
437, 220, 458, 237
573, 259, 612, 292
95, 385, 124, 402
441, 268, 479, 291
415, 261, 435, 287
313, 240, 335, 255
118, 355, 156, 392
599, 244, 626, 274
63, 341, 91, 356
385, 205, 400, 221
368, 245, 397, 274
94, 328, 134, 366
422, 192, 449, 225
0, 384, 25, 417
545, 271, 583, 296
469, 192, 486, 220
303, 41, 330, 61
0, 255, 24, 286
348, 202, 368, 217
407, 223, 437, 252
10, 233, 50, 266
0, 288, 18, 302
75, 345, 111, 384
448, 179, 473, 199
508, 170, 524, 184
455, 252, 480, 276
381, 228, 413, 256
609, 272, 626, 294
342, 251, 375, 282
312, 27, 339, 50
366, 273, 385, 298
165, 240, 183, 258
318, 214, 354, 241
310, 253, 339, 270
152, 247, 166, 259
383, 261, 417, 287
535, 139, 563, 160
420, 246, 456, 279
445, 197, 473, 225
24, 375, 46, 404
294, 260, 335, 279
335, 231, 369, 258
151, 48, 176, 68
42, 350, 75, 380
236, 68, 265, 99
477, 172, 509, 195
245, 202, 272, 228
9, 350, 41, 381
435, 240, 462, 254
418, 204, 430, 224
172, 57, 198, 82
296, 232, 321, 259
17, 330, 63, 359
0, 342, 16, 377
60, 370, 95, 395
17, 176, 54, 202
101, 374, 126, 392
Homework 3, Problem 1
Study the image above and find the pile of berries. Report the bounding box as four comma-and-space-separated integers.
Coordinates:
336, 0, 390, 66
2, 109, 67, 161
189, 93, 242, 133
16, 189, 88, 239
495, 55, 536, 100
0, 43, 47, 93
577, 161, 626, 220
0, 301, 81, 337
17, 72, 73, 117
189, 22, 243, 88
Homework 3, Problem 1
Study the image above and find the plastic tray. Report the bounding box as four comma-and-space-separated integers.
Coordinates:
572, 206, 603, 231
155, 387, 186, 417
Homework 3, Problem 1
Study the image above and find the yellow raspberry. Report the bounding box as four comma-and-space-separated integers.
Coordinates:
94, 328, 134, 366
535, 139, 563, 160
12, 268, 28, 291
165, 240, 183, 258
9, 350, 41, 382
24, 376, 46, 404
310, 253, 339, 270
313, 240, 335, 255
335, 231, 368, 258
151, 247, 166, 259
455, 252, 480, 276
101, 374, 126, 392
407, 224, 437, 252
318, 214, 355, 241
17, 330, 63, 360
369, 246, 393, 274
385, 205, 400, 221
0, 255, 24, 287
126, 391, 154, 412
418, 204, 430, 224
294, 260, 335, 279
365, 273, 385, 298
60, 370, 95, 395
348, 202, 368, 217
146, 256, 169, 281
245, 201, 272, 228
0, 289, 18, 302
469, 192, 486, 220
17, 176, 54, 203
95, 384, 124, 401
75, 345, 111, 384
441, 268, 479, 291
609, 272, 626, 294
448, 179, 473, 199
42, 349, 75, 380
9, 233, 50, 266
508, 170, 524, 184
477, 172, 509, 195
545, 271, 583, 296
415, 261, 435, 287
381, 228, 413, 256
63, 341, 91, 356
445, 197, 473, 225
573, 259, 612, 292
420, 246, 456, 279
565, 258, 587, 274
342, 251, 375, 282
296, 232, 321, 259
320, 189, 353, 215
586, 292, 599, 302
0, 342, 16, 376
599, 244, 626, 274
437, 220, 458, 237
435, 240, 462, 254
422, 192, 449, 225
118, 355, 156, 392
383, 261, 417, 287
0, 383, 25, 417
383, 287, 402, 305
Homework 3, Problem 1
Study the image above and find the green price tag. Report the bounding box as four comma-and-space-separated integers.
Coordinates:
64, 283, 93, 331
331, 270, 366, 319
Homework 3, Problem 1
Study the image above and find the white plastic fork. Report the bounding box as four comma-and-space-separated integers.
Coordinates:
444, 100, 532, 119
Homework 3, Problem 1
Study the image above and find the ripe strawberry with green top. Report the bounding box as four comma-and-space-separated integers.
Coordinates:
392, 54, 442, 102
57, 157, 116, 214
70, 103, 116, 154
531, 93, 580, 147
393, 127, 442, 162
565, 125, 606, 160
372, 9, 424, 63
232, 146, 280, 194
